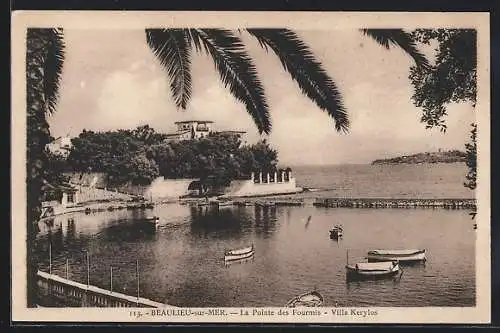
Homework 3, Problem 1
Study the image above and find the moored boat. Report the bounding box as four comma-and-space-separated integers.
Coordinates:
217, 200, 234, 208
329, 225, 343, 239
286, 290, 324, 307
141, 216, 159, 228
224, 244, 255, 262
366, 249, 426, 262
346, 261, 400, 279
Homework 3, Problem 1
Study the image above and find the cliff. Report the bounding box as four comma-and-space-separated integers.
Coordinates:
371, 150, 466, 165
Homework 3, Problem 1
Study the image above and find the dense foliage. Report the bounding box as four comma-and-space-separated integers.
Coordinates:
371, 150, 466, 165
40, 150, 71, 201
409, 29, 476, 132
409, 29, 477, 199
464, 124, 477, 190
66, 127, 278, 189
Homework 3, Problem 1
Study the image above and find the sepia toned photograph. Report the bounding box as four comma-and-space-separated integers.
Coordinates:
11, 11, 490, 324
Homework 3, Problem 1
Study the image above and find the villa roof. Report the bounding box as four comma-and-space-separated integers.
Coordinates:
217, 130, 246, 134
175, 120, 214, 124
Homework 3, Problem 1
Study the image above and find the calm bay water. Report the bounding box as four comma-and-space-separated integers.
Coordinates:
292, 163, 473, 199
34, 163, 476, 307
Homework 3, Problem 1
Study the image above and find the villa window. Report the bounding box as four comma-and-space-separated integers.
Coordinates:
67, 193, 75, 203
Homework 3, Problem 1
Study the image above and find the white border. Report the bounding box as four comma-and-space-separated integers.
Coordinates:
11, 11, 491, 324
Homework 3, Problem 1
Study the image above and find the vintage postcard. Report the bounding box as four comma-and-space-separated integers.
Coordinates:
11, 11, 490, 324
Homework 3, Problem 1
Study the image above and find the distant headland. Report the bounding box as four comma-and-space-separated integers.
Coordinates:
371, 150, 466, 165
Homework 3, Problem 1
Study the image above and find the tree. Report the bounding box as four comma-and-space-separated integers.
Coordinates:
146, 28, 429, 135
67, 129, 160, 186
464, 124, 477, 191
147, 133, 279, 192
26, 28, 65, 307
409, 29, 476, 132
408, 29, 477, 198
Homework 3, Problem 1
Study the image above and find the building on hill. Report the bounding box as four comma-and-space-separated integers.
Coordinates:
46, 136, 73, 157
164, 120, 246, 142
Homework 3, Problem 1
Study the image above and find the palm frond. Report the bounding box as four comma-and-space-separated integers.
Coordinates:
247, 29, 349, 133
188, 28, 271, 134
361, 29, 430, 69
43, 28, 65, 114
146, 29, 192, 109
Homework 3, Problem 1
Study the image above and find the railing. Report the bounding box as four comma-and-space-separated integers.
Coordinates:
36, 271, 169, 308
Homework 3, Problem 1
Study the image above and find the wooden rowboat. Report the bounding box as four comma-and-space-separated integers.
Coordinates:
286, 290, 324, 307
366, 249, 426, 262
224, 244, 255, 262
346, 261, 400, 280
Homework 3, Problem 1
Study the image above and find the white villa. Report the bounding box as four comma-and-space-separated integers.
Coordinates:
46, 136, 73, 157
164, 120, 246, 142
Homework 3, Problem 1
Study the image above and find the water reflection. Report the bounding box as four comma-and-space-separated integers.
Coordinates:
33, 204, 475, 307
254, 206, 278, 238
99, 219, 158, 242
189, 206, 249, 239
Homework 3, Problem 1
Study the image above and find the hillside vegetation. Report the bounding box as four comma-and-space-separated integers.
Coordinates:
371, 150, 466, 165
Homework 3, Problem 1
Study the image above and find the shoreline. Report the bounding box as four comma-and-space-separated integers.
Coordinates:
39, 192, 476, 222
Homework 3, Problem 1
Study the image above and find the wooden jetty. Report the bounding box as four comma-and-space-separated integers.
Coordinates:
313, 198, 476, 209
234, 198, 304, 207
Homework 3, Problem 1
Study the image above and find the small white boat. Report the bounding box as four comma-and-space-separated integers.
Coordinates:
346, 261, 400, 279
286, 290, 324, 307
366, 249, 426, 262
143, 216, 159, 228
224, 244, 255, 262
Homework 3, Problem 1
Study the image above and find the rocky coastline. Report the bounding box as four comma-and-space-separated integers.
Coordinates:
371, 150, 466, 165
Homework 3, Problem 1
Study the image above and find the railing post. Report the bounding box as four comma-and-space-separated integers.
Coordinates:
86, 251, 90, 287
49, 242, 52, 276
136, 259, 140, 306
110, 266, 113, 293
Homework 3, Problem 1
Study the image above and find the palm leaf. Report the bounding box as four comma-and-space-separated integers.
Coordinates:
188, 29, 271, 134
247, 29, 349, 133
43, 28, 65, 114
146, 29, 192, 109
361, 29, 430, 69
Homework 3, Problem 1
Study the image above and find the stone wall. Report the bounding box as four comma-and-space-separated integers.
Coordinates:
143, 177, 197, 200
222, 174, 302, 198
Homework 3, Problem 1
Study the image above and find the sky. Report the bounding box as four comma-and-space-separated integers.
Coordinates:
47, 29, 475, 165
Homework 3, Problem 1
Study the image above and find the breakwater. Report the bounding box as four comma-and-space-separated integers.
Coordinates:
313, 198, 476, 209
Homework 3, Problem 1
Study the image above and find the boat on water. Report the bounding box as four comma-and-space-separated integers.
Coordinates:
286, 290, 324, 307
217, 199, 234, 208
366, 249, 426, 262
224, 244, 255, 262
346, 261, 401, 279
141, 216, 159, 228
329, 225, 343, 239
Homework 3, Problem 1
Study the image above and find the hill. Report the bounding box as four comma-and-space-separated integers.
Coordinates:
371, 150, 466, 165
